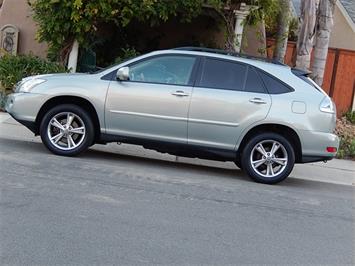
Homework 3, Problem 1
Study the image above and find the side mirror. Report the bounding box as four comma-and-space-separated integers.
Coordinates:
116, 67, 130, 81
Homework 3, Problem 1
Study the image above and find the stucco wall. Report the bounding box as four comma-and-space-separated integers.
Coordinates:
241, 22, 267, 57
330, 5, 355, 51
0, 0, 47, 57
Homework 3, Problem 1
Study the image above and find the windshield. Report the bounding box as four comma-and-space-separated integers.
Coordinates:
89, 54, 144, 74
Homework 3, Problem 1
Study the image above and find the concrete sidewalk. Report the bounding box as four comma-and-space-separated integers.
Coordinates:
1, 112, 354, 186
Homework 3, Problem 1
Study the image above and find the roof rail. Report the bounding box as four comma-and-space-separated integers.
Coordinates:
173, 46, 286, 66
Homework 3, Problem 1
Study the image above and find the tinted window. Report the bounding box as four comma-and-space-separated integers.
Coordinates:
129, 55, 196, 85
259, 72, 292, 94
199, 58, 247, 91
245, 67, 266, 93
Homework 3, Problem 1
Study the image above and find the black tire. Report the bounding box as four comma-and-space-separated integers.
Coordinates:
241, 132, 295, 184
40, 104, 94, 156
234, 157, 243, 170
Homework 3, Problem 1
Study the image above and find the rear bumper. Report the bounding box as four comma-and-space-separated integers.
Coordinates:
301, 155, 334, 163
298, 129, 339, 163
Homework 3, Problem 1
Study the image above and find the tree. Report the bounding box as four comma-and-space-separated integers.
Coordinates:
30, 0, 211, 65
311, 0, 336, 85
295, 0, 318, 70
31, 0, 280, 62
212, 0, 279, 51
273, 0, 292, 63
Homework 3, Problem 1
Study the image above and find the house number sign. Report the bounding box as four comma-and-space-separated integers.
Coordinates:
0, 24, 19, 55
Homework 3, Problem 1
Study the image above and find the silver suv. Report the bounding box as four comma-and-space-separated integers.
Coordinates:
5, 47, 339, 184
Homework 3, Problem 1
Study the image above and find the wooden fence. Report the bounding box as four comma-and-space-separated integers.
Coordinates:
267, 40, 355, 116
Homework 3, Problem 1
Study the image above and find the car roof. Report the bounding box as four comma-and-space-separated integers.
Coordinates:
173, 47, 286, 65
98, 47, 291, 80
154, 48, 291, 72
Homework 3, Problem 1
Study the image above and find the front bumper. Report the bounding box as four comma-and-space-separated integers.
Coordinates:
299, 129, 339, 163
5, 93, 46, 134
5, 93, 46, 121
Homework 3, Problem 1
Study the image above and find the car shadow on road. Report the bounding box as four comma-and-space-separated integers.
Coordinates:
84, 147, 250, 182
83, 147, 340, 190
1, 137, 343, 189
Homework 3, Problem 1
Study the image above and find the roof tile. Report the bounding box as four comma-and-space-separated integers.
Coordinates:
340, 0, 355, 23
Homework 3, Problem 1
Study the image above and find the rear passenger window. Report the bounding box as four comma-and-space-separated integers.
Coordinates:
259, 71, 293, 94
245, 67, 266, 93
199, 58, 247, 91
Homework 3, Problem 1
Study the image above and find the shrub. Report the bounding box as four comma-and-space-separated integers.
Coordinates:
335, 116, 355, 160
345, 111, 355, 124
0, 54, 67, 92
0, 91, 6, 111
114, 47, 140, 64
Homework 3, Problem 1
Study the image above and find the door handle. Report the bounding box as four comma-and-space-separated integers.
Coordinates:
172, 90, 189, 97
249, 98, 267, 104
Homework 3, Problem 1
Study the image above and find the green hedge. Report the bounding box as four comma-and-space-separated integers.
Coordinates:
336, 112, 355, 160
0, 54, 67, 92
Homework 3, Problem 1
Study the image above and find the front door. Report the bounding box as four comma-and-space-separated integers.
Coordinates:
105, 54, 198, 144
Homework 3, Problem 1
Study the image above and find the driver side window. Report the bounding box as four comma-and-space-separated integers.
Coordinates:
129, 55, 196, 86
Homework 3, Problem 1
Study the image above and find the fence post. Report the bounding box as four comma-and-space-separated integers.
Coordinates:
329, 49, 340, 98
352, 80, 355, 112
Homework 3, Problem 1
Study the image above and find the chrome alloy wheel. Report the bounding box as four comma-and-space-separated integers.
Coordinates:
250, 140, 288, 178
47, 112, 86, 151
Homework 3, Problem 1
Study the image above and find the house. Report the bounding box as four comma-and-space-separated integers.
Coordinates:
0, 0, 47, 57
330, 0, 355, 51
292, 0, 355, 51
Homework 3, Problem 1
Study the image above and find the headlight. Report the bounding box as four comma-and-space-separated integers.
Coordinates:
17, 78, 46, 93
319, 96, 335, 114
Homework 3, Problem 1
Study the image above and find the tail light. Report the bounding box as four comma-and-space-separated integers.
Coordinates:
320, 97, 335, 114
326, 147, 337, 153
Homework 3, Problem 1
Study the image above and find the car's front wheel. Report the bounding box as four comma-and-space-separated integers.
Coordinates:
242, 133, 295, 184
40, 104, 94, 156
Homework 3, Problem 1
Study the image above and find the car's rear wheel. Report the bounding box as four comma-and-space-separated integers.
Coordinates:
40, 104, 94, 156
241, 133, 295, 184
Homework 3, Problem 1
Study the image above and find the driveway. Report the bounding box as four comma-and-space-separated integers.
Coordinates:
0, 113, 354, 265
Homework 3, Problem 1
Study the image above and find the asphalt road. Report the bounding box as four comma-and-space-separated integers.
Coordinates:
0, 136, 354, 265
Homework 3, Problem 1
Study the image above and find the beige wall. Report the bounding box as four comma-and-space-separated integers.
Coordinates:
241, 22, 267, 57
0, 0, 47, 57
330, 5, 355, 51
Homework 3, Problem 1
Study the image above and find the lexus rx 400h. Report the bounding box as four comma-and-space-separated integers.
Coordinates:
5, 47, 339, 184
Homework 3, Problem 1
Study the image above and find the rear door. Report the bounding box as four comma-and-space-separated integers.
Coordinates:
187, 57, 272, 150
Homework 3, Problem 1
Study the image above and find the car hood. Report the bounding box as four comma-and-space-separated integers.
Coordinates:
30, 73, 90, 80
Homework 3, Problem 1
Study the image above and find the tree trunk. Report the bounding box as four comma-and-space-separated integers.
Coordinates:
311, 0, 336, 86
295, 0, 318, 70
67, 39, 79, 73
273, 0, 292, 63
